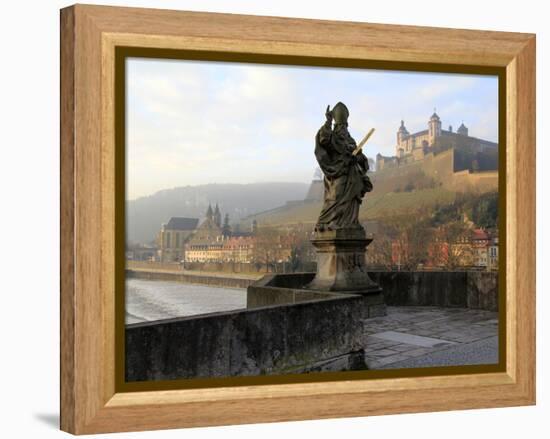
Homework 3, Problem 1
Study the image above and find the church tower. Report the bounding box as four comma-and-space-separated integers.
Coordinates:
206, 204, 213, 221
222, 213, 231, 237
214, 203, 222, 227
428, 110, 442, 146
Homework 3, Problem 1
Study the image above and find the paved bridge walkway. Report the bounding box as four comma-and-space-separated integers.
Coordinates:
362, 306, 499, 369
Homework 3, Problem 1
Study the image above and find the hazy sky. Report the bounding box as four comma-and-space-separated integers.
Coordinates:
126, 58, 498, 200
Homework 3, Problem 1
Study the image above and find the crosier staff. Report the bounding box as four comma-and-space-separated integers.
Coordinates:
352, 128, 375, 156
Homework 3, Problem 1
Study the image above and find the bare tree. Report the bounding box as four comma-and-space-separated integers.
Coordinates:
372, 212, 433, 271
431, 223, 473, 269
252, 226, 282, 272
368, 229, 394, 269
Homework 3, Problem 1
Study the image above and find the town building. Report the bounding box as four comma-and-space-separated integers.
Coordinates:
220, 236, 255, 263
180, 204, 223, 263
471, 229, 490, 268
488, 236, 499, 271
390, 226, 499, 271
184, 205, 256, 263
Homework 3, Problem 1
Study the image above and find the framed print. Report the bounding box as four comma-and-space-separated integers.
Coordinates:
60, 4, 536, 434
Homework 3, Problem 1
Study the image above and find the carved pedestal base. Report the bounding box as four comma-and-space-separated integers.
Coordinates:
307, 228, 382, 295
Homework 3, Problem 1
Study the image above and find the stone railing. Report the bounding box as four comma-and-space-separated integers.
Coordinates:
246, 271, 498, 311
126, 269, 256, 289
125, 270, 497, 381
370, 270, 498, 311
126, 292, 371, 381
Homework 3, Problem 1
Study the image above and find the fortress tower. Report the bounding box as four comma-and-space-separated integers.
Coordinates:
457, 122, 469, 136
396, 120, 409, 157
428, 110, 442, 145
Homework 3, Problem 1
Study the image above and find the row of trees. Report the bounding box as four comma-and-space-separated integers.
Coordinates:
368, 192, 498, 270
368, 214, 476, 270
250, 225, 315, 273
242, 191, 498, 273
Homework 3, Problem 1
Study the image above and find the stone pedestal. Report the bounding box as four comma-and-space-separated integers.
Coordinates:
307, 228, 382, 295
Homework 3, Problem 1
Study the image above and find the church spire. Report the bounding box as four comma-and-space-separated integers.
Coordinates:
214, 203, 222, 227
222, 213, 231, 237
206, 204, 213, 221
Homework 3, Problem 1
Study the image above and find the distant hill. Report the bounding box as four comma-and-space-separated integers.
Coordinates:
127, 182, 309, 244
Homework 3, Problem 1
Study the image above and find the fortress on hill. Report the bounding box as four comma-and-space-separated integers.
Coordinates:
376, 111, 498, 171
303, 111, 499, 202
370, 111, 499, 193
241, 111, 500, 228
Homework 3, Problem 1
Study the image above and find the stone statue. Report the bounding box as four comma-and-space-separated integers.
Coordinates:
314, 102, 373, 232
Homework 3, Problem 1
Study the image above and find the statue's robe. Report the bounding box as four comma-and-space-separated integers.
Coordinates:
314, 122, 372, 230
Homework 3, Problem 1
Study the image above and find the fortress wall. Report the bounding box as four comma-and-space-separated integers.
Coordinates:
374, 160, 422, 179
452, 170, 498, 193
412, 148, 425, 161
421, 148, 455, 183
373, 148, 455, 193
375, 148, 455, 181
373, 148, 497, 194
371, 160, 424, 193
371, 148, 498, 194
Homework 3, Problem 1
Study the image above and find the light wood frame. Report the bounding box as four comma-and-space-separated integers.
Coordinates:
60, 4, 536, 434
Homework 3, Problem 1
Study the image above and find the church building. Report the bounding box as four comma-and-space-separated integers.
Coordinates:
156, 217, 199, 263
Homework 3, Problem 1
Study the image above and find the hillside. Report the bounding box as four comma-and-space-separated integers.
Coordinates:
245, 146, 498, 228
246, 187, 456, 227
128, 182, 309, 244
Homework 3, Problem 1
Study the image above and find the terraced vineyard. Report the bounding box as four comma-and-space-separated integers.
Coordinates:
245, 187, 456, 227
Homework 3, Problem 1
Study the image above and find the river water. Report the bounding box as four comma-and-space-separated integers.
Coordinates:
125, 278, 247, 324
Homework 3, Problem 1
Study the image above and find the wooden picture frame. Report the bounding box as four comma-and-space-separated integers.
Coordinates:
60, 4, 536, 434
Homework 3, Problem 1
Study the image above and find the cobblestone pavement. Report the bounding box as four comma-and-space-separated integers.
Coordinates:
361, 306, 499, 369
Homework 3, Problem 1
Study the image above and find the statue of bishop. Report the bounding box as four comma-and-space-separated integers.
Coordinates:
314, 102, 373, 231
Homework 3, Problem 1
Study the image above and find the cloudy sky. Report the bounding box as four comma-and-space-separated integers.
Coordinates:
126, 58, 498, 200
